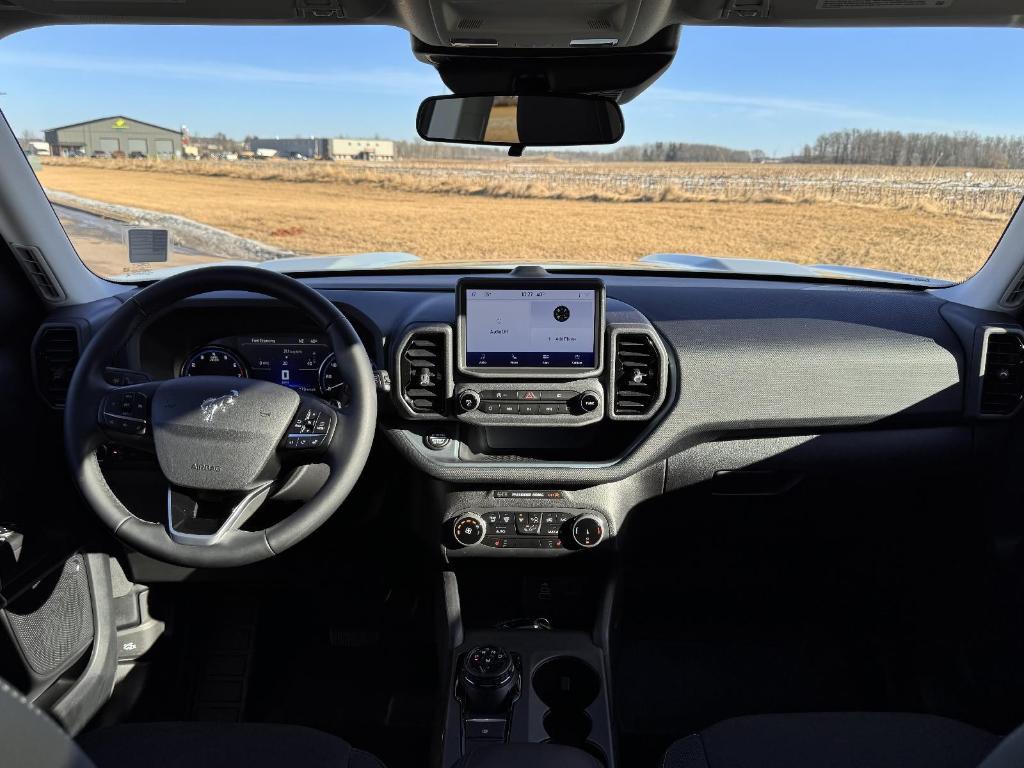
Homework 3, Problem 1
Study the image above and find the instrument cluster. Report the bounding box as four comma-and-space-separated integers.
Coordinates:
181, 334, 350, 404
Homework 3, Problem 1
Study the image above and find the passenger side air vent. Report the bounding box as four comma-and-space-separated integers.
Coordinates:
34, 325, 80, 408
981, 329, 1024, 416
399, 329, 449, 416
13, 245, 65, 302
612, 332, 663, 417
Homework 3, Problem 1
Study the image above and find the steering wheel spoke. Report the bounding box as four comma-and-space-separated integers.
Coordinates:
97, 380, 163, 452
166, 482, 274, 547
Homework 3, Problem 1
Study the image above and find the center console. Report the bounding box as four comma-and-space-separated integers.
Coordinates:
453, 276, 608, 427
445, 629, 615, 767
391, 268, 669, 466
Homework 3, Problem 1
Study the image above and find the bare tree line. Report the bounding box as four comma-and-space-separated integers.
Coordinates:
798, 129, 1024, 169
393, 139, 757, 162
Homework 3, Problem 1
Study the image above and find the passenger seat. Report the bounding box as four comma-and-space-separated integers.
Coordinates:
662, 712, 1008, 768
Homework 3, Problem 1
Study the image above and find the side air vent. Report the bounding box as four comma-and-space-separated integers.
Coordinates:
612, 332, 663, 417
34, 325, 80, 408
399, 329, 449, 416
1003, 271, 1024, 307
981, 329, 1024, 416
13, 245, 65, 302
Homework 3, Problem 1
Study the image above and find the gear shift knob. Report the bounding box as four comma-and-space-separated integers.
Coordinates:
460, 646, 517, 714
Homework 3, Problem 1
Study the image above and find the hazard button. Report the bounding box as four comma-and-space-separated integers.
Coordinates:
516, 390, 541, 401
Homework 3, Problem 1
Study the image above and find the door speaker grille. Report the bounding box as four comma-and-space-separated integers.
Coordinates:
5, 556, 93, 676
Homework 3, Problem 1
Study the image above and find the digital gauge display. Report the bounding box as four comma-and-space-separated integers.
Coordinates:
238, 335, 328, 393
182, 335, 350, 402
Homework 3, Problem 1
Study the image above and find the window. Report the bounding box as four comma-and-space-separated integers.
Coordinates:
3, 24, 1022, 282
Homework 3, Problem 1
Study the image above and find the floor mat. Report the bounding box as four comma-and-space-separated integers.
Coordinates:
118, 566, 437, 768
243, 579, 437, 768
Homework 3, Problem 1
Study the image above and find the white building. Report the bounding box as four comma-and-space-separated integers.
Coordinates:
329, 139, 395, 161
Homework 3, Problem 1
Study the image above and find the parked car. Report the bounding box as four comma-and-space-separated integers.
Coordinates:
128, 151, 147, 159
90, 150, 110, 158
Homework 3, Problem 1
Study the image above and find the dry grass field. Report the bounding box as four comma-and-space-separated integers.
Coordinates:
37, 158, 1021, 282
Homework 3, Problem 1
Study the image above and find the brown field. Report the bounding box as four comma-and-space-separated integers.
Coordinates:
36, 158, 1021, 282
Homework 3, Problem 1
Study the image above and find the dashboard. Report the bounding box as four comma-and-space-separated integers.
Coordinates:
39, 266, 1024, 558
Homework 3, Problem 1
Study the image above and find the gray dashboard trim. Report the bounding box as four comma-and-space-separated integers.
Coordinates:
383, 290, 964, 484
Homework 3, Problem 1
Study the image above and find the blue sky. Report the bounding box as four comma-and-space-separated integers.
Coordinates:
1, 24, 1022, 154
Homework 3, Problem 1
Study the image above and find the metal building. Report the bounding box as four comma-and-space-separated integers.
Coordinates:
329, 139, 395, 161
44, 116, 183, 159
247, 137, 396, 161
248, 137, 326, 159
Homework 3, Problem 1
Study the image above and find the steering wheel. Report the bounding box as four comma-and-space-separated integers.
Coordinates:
64, 266, 377, 568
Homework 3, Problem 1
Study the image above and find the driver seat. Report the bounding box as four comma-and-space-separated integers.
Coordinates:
0, 677, 386, 768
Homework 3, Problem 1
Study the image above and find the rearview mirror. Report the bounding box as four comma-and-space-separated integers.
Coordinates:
416, 95, 624, 151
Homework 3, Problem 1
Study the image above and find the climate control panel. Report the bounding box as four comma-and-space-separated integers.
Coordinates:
447, 508, 607, 553
454, 381, 605, 426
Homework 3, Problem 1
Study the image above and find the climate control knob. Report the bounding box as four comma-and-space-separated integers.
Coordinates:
570, 514, 605, 548
452, 514, 486, 547
458, 390, 481, 412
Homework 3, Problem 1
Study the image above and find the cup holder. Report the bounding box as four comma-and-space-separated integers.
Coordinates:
532, 656, 600, 710
533, 656, 604, 764
543, 709, 592, 743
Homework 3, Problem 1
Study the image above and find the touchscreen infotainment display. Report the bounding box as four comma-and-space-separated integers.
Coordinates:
464, 287, 598, 368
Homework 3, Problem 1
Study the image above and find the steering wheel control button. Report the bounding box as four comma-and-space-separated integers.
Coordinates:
571, 515, 605, 548
424, 432, 451, 450
578, 392, 601, 412
101, 392, 148, 435
452, 514, 486, 547
459, 391, 482, 412
284, 405, 333, 451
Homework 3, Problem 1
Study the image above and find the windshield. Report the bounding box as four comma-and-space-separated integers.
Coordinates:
4, 25, 1022, 283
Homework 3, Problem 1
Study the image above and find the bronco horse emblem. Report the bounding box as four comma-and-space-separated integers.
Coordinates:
200, 390, 239, 423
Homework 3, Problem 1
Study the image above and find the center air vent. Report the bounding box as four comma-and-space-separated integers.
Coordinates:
612, 331, 663, 417
399, 329, 449, 416
981, 329, 1024, 416
34, 325, 80, 408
